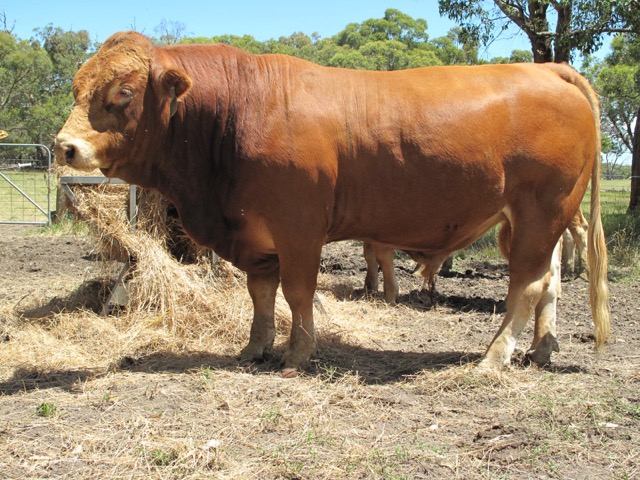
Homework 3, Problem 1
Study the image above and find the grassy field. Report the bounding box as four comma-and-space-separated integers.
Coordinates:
583, 178, 631, 215
585, 179, 640, 279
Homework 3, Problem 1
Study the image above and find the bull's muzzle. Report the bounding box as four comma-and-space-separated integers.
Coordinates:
53, 134, 96, 170
53, 136, 75, 166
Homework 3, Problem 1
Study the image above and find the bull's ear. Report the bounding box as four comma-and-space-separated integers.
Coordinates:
158, 68, 192, 118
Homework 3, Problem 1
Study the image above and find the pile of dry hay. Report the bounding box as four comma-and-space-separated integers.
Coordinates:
58, 170, 290, 349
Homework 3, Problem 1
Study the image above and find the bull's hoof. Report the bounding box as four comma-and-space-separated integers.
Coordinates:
383, 291, 399, 304
280, 367, 300, 378
238, 343, 271, 364
280, 348, 313, 373
476, 354, 509, 372
526, 334, 560, 367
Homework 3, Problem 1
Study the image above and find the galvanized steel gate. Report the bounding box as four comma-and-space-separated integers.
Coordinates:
0, 143, 52, 225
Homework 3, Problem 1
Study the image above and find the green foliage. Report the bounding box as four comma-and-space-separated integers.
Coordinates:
0, 26, 94, 146
439, 0, 635, 63
178, 9, 479, 70
593, 35, 640, 152
328, 9, 446, 70
38, 215, 90, 236
0, 32, 52, 143
491, 49, 534, 64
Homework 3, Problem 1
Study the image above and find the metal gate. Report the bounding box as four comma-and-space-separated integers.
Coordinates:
0, 143, 52, 225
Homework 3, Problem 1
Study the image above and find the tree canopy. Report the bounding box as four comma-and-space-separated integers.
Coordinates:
438, 0, 637, 62
0, 26, 94, 147
193, 9, 481, 69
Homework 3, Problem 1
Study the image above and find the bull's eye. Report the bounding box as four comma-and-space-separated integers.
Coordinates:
108, 87, 134, 110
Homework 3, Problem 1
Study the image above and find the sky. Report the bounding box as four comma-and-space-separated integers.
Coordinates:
4, 0, 539, 61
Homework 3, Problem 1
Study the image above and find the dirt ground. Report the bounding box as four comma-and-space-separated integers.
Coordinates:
0, 224, 638, 479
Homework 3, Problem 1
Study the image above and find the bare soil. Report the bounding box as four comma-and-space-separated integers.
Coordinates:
0, 225, 638, 479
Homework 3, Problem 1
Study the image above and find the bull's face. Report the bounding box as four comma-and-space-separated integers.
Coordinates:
54, 31, 191, 179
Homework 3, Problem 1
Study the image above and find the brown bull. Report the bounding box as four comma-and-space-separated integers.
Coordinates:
54, 31, 610, 373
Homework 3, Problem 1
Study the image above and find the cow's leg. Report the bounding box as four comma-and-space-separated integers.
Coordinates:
527, 240, 562, 365
561, 229, 576, 278
439, 255, 454, 275
375, 245, 399, 304
364, 243, 399, 303
363, 242, 380, 293
279, 246, 323, 371
239, 269, 280, 363
569, 209, 589, 279
479, 218, 561, 370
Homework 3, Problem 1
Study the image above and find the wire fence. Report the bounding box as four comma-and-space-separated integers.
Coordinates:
588, 178, 631, 215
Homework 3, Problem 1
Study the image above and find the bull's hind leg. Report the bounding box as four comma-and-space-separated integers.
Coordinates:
239, 269, 280, 363
478, 215, 562, 370
478, 276, 547, 370
527, 240, 562, 365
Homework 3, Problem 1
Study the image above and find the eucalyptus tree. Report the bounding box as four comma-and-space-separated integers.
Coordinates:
438, 0, 634, 63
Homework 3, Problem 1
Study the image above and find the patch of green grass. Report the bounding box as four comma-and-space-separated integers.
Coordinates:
460, 226, 501, 261
260, 405, 283, 427
35, 402, 58, 418
366, 447, 412, 480
36, 216, 91, 236
148, 447, 179, 466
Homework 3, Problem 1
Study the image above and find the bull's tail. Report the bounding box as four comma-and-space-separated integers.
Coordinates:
587, 131, 611, 351
549, 64, 610, 350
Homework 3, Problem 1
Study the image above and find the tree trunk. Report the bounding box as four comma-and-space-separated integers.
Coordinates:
530, 33, 554, 62
628, 105, 640, 212
528, 0, 553, 63
552, 1, 573, 63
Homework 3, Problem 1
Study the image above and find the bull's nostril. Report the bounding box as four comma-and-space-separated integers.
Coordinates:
65, 145, 75, 164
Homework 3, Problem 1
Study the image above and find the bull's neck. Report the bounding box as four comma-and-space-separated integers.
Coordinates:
151, 47, 282, 199
147, 46, 264, 249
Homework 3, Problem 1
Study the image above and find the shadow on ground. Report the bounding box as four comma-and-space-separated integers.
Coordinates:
0, 334, 589, 395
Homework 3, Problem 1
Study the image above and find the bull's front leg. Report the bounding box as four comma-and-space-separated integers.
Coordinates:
239, 269, 280, 363
279, 247, 322, 373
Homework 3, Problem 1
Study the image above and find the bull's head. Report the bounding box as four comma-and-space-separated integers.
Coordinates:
54, 31, 191, 180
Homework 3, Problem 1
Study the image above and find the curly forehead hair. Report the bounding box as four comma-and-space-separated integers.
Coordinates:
73, 31, 154, 99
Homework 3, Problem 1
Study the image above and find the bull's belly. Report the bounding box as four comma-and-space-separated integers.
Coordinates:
330, 210, 506, 253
